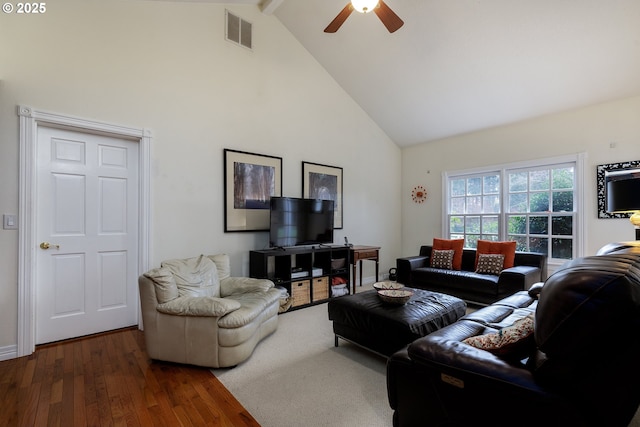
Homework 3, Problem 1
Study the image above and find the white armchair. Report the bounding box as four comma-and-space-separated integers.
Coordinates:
139, 254, 280, 368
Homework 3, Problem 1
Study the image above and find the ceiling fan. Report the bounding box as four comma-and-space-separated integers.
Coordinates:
324, 0, 404, 34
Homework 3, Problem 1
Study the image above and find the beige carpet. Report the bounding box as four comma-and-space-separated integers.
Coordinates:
212, 285, 392, 427
213, 288, 640, 427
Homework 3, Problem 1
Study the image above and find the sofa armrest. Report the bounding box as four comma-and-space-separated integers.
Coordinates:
220, 276, 275, 298
498, 265, 541, 294
396, 255, 429, 284
156, 295, 241, 317
528, 282, 544, 298
386, 330, 575, 427
408, 334, 540, 389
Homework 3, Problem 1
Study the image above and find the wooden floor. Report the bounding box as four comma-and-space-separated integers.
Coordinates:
0, 327, 260, 427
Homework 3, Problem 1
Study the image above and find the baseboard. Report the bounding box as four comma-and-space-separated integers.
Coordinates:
0, 344, 18, 361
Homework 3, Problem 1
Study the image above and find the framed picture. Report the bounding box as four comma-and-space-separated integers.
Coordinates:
597, 160, 640, 219
302, 161, 343, 229
224, 149, 282, 232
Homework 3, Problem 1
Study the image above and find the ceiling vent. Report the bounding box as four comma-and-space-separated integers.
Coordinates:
226, 10, 252, 50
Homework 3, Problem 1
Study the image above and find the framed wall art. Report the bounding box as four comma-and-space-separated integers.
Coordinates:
596, 159, 640, 218
302, 161, 343, 229
224, 149, 282, 232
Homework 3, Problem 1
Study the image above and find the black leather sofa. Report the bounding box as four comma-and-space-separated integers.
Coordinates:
396, 245, 547, 305
387, 242, 640, 427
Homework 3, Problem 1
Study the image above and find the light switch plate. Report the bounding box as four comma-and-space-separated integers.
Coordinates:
3, 214, 18, 230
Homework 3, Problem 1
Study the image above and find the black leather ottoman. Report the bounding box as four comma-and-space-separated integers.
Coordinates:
328, 288, 466, 356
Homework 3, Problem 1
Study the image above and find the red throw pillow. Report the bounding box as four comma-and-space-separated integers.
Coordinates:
475, 240, 517, 269
432, 238, 464, 270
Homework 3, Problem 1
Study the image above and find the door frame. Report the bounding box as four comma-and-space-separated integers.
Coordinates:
17, 105, 151, 357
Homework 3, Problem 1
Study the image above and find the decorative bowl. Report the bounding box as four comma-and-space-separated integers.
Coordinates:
373, 281, 405, 291
377, 289, 413, 305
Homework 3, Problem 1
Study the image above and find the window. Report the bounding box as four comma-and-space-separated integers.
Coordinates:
449, 172, 501, 248
445, 155, 583, 262
506, 165, 575, 259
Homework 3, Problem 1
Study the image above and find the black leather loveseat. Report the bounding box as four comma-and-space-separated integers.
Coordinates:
396, 245, 547, 305
387, 241, 640, 427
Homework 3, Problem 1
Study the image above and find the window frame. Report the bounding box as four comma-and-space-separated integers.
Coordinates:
442, 153, 586, 265
447, 171, 502, 247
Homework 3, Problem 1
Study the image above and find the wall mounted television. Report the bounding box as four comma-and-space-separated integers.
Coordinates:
269, 197, 334, 248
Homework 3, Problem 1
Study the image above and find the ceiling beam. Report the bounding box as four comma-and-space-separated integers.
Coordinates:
260, 0, 283, 15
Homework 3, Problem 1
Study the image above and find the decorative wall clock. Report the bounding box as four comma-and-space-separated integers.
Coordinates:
411, 186, 427, 203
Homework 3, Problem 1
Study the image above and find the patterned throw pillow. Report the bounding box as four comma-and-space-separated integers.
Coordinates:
475, 253, 505, 275
475, 239, 517, 269
462, 314, 535, 359
433, 238, 464, 270
430, 249, 455, 270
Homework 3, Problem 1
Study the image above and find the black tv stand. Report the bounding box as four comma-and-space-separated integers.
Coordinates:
250, 246, 351, 311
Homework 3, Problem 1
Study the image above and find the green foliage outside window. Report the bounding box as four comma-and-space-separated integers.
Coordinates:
448, 164, 575, 260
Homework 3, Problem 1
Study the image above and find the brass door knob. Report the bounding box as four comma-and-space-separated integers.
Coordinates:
40, 242, 60, 250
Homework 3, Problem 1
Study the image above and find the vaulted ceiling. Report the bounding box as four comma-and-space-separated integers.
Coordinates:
162, 0, 640, 147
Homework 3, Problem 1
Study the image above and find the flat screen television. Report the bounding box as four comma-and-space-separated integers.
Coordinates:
269, 197, 334, 248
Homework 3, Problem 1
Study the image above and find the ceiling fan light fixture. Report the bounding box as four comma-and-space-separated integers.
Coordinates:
325, 0, 402, 33
351, 0, 379, 13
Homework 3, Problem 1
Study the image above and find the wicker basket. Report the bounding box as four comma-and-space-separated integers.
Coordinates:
377, 289, 413, 305
312, 276, 329, 301
291, 280, 311, 307
373, 281, 405, 291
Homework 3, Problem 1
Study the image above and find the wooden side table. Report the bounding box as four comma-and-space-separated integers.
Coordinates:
349, 245, 380, 294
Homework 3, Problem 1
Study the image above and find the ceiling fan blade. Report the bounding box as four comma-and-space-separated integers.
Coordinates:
324, 3, 354, 33
374, 0, 404, 33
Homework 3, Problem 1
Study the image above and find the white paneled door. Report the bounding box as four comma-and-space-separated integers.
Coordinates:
35, 127, 139, 344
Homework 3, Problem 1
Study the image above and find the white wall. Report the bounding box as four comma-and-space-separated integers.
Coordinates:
401, 95, 640, 269
0, 1, 402, 349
